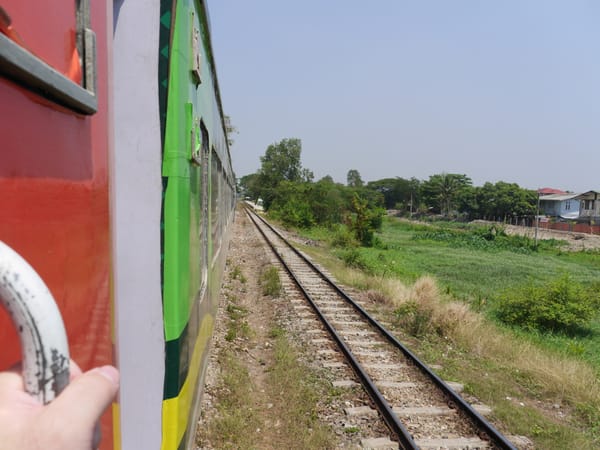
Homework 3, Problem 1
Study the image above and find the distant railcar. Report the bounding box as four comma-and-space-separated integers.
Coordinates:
0, 1, 234, 449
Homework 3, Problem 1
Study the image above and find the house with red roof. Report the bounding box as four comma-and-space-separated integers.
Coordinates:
537, 187, 568, 196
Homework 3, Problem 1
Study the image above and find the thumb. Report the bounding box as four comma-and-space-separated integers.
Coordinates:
42, 366, 119, 438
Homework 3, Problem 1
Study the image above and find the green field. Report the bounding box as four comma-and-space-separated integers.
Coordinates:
386, 220, 600, 367
306, 218, 600, 370
378, 219, 600, 288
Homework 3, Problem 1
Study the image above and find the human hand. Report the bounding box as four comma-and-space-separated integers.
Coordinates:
0, 361, 119, 450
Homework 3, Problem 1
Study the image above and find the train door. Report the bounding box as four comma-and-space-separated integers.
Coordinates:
0, 1, 114, 448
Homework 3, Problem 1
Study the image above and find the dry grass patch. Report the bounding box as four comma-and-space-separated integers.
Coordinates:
368, 273, 600, 416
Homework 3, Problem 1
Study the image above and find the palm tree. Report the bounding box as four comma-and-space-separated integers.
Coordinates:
424, 173, 472, 217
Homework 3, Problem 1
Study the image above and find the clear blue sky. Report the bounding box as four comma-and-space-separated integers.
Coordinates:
208, 1, 599, 192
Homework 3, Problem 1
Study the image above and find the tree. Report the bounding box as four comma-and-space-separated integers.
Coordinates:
223, 115, 237, 147
346, 169, 364, 188
422, 173, 472, 216
269, 181, 315, 228
301, 168, 314, 183
348, 193, 384, 246
407, 177, 423, 215
367, 177, 420, 211
257, 138, 303, 210
250, 142, 384, 244
238, 173, 260, 200
475, 182, 537, 221
308, 177, 345, 225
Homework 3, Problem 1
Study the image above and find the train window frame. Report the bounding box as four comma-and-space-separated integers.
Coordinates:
210, 147, 222, 267
0, 1, 97, 114
199, 121, 210, 292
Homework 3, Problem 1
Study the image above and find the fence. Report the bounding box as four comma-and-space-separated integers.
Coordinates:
480, 216, 600, 236
538, 221, 600, 235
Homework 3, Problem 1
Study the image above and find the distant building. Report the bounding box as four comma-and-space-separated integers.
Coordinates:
575, 191, 600, 222
538, 187, 568, 196
538, 192, 581, 220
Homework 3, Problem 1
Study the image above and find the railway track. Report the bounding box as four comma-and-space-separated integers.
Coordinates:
246, 207, 520, 450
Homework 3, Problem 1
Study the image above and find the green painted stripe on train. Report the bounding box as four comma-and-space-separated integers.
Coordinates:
160, 0, 236, 404
158, 2, 229, 449
162, 0, 199, 341
162, 0, 224, 343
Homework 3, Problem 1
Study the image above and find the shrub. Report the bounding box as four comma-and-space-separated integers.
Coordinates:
393, 300, 433, 337
472, 224, 506, 241
339, 248, 368, 270
329, 225, 357, 248
259, 266, 282, 297
349, 194, 384, 247
496, 274, 597, 333
271, 201, 315, 228
392, 277, 441, 337
230, 265, 247, 283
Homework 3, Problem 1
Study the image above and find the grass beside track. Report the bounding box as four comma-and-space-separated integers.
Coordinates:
198, 263, 335, 449
292, 217, 600, 449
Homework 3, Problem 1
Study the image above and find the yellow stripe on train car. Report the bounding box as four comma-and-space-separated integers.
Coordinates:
112, 403, 121, 450
161, 315, 214, 449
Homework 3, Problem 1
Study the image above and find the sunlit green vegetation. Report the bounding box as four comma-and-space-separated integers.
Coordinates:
259, 265, 282, 297
301, 218, 600, 370
293, 218, 600, 448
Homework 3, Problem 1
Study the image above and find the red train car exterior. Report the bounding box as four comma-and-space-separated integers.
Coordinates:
0, 2, 115, 448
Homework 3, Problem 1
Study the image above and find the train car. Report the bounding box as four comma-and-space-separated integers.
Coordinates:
0, 1, 115, 447
113, 1, 235, 448
1, 1, 235, 449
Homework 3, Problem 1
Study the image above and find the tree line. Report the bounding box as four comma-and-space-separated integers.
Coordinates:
239, 138, 539, 245
368, 172, 538, 222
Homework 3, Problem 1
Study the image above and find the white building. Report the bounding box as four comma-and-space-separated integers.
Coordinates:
538, 193, 581, 220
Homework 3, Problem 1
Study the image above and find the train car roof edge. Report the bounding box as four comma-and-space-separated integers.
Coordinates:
199, 0, 234, 179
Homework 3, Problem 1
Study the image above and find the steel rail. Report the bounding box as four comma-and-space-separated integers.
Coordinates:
247, 207, 517, 450
246, 209, 418, 450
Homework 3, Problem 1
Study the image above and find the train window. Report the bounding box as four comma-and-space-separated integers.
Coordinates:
218, 160, 224, 240
210, 149, 221, 265
191, 117, 201, 165
0, 1, 97, 114
199, 122, 210, 287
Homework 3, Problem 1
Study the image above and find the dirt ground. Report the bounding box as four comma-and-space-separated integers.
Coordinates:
196, 208, 278, 448
480, 221, 600, 251
197, 208, 354, 449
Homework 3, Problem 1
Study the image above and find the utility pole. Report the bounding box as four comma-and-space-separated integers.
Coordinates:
534, 191, 540, 247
